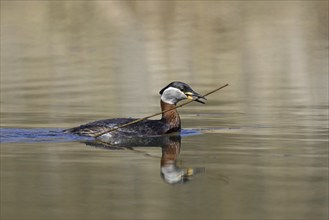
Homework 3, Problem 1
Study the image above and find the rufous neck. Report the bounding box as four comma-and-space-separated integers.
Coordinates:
160, 100, 181, 128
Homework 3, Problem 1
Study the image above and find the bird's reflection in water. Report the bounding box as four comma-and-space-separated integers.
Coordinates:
84, 135, 205, 184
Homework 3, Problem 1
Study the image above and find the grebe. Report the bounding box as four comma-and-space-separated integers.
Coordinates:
65, 81, 205, 138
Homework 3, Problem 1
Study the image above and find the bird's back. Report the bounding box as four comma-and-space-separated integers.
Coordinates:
64, 117, 175, 137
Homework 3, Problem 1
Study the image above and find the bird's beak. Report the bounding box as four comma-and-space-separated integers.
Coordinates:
185, 91, 207, 104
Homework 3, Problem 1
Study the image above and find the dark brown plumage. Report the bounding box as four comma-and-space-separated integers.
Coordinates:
64, 81, 205, 138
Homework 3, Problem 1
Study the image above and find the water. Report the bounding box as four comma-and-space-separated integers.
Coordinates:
1, 1, 328, 219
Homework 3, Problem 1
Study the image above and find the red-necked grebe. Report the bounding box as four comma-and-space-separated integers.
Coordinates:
64, 81, 205, 138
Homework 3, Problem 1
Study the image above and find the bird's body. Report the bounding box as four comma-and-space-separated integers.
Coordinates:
64, 82, 205, 138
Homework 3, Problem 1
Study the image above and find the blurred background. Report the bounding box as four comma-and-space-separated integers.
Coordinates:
1, 1, 328, 220
1, 1, 327, 127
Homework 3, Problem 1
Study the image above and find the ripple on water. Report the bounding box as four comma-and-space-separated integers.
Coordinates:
0, 128, 203, 144
0, 128, 91, 143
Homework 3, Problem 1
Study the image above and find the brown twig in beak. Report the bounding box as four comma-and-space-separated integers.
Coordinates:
93, 84, 229, 138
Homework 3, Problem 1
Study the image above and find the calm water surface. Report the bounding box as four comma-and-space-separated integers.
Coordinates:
1, 1, 328, 220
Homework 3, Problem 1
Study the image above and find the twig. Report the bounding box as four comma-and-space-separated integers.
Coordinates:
93, 84, 229, 138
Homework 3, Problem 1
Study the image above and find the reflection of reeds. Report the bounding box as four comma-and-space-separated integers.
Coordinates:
2, 1, 327, 129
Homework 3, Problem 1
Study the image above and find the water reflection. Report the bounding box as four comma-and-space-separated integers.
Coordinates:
84, 135, 205, 184
1, 1, 327, 219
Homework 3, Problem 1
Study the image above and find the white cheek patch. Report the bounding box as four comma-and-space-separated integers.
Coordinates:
161, 87, 187, 104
